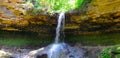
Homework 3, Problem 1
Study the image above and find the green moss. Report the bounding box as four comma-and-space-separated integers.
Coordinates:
0, 31, 53, 46
0, 38, 53, 46
1, 31, 120, 46
66, 32, 120, 46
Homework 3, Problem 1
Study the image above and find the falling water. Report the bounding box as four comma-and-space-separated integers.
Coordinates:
55, 12, 65, 43
48, 12, 67, 58
0, 0, 86, 57
47, 12, 85, 58
22, 12, 85, 58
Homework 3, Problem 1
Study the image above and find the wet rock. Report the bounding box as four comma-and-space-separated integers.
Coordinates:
0, 50, 12, 58
36, 54, 47, 58
27, 43, 85, 58
0, 45, 114, 58
26, 47, 45, 58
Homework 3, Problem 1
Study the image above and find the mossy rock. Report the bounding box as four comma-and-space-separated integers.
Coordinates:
100, 46, 120, 58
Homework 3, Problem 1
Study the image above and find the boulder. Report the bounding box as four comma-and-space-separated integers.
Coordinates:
0, 50, 12, 58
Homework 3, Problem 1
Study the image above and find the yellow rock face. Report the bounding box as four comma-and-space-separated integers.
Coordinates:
71, 16, 82, 23
0, 0, 120, 33
87, 0, 120, 18
9, 0, 24, 3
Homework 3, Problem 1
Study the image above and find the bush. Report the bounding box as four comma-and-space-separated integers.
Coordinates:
100, 46, 120, 58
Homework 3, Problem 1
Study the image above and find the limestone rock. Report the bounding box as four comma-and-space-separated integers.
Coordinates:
0, 0, 120, 34
0, 50, 12, 58
26, 43, 85, 58
26, 47, 45, 58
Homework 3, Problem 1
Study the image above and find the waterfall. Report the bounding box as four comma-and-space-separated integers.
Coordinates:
25, 12, 85, 58
48, 12, 66, 58
47, 12, 84, 58
55, 12, 65, 43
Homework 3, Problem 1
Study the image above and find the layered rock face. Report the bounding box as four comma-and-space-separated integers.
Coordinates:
0, 0, 120, 34
84, 0, 120, 32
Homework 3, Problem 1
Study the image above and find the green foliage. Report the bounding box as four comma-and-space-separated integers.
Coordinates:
100, 46, 120, 58
26, 0, 84, 14
100, 47, 112, 58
